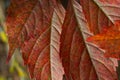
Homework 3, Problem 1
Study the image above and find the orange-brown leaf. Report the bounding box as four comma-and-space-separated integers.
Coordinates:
87, 21, 120, 59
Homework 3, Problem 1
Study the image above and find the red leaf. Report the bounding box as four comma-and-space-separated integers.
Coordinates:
87, 21, 120, 59
60, 0, 118, 80
6, 0, 65, 80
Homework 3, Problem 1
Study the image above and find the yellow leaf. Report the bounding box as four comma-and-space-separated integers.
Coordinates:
0, 31, 7, 43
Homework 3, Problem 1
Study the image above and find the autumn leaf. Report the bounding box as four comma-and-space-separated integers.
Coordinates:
87, 21, 120, 59
6, 0, 120, 80
6, 0, 65, 80
60, 0, 117, 80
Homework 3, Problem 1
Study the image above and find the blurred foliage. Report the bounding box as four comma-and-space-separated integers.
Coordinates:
10, 54, 29, 80
0, 0, 30, 80
0, 27, 7, 43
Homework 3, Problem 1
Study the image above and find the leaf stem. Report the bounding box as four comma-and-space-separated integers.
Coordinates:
117, 60, 120, 80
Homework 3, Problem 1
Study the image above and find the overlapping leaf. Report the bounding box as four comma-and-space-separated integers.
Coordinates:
80, 0, 120, 34
87, 21, 120, 59
6, 0, 120, 80
60, 0, 118, 80
6, 0, 65, 80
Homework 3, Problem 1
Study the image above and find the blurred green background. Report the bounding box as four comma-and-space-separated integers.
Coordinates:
0, 0, 30, 80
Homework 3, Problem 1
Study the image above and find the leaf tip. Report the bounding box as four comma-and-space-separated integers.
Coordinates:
6, 56, 10, 64
6, 52, 13, 64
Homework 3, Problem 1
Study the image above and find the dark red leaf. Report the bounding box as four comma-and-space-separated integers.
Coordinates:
6, 0, 38, 62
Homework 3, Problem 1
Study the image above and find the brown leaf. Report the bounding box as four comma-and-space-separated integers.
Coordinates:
6, 0, 65, 80
60, 0, 118, 80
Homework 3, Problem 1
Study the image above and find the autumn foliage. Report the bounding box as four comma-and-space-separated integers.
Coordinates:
5, 0, 120, 80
